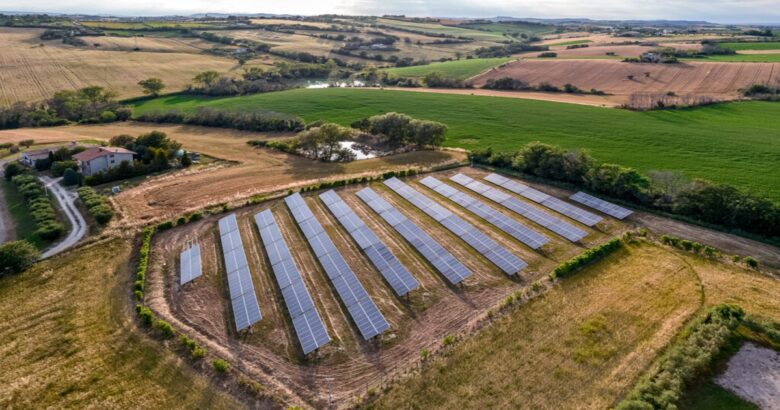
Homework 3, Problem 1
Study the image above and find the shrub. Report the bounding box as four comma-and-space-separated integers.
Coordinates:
551, 238, 622, 279
187, 212, 202, 222
77, 187, 114, 224
420, 348, 430, 360
177, 216, 186, 225
191, 347, 206, 360
0, 240, 39, 274
62, 168, 79, 186
137, 306, 154, 326
212, 359, 230, 373
155, 320, 175, 338
442, 334, 455, 346
744, 257, 759, 269
157, 221, 174, 231
3, 162, 26, 181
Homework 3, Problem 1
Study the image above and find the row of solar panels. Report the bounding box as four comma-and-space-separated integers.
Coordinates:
255, 210, 331, 355
179, 244, 203, 285
320, 190, 420, 296
451, 173, 588, 242
218, 214, 263, 332
285, 193, 390, 341
384, 177, 527, 275
569, 191, 633, 219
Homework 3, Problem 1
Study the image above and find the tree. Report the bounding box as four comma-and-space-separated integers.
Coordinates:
19, 139, 34, 148
138, 78, 165, 96
109, 134, 135, 148
0, 240, 39, 275
62, 168, 79, 186
408, 119, 447, 147
193, 71, 219, 87
3, 162, 25, 181
181, 151, 192, 167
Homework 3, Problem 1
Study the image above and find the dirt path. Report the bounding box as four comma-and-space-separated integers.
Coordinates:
0, 160, 14, 244
40, 176, 87, 259
382, 87, 620, 107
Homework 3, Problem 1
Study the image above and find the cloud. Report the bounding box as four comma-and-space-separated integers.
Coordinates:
1, 0, 778, 23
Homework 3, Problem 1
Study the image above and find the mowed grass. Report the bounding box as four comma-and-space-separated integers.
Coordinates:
0, 239, 240, 408
368, 243, 703, 409
718, 42, 780, 51
132, 88, 780, 200
383, 57, 513, 79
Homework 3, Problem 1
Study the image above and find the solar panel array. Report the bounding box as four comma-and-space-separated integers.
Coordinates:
419, 176, 549, 250
356, 187, 472, 285
319, 190, 419, 296
254, 210, 331, 354
179, 244, 203, 285
218, 214, 262, 332
450, 174, 587, 242
284, 193, 389, 340
570, 191, 633, 219
383, 177, 527, 275
484, 173, 603, 227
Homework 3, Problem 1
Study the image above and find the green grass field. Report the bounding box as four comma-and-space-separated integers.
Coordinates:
718, 42, 780, 51
685, 54, 780, 62
458, 22, 553, 36
383, 58, 513, 79
132, 88, 780, 200
548, 39, 593, 46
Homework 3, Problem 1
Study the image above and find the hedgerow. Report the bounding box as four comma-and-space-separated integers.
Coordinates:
616, 304, 745, 410
10, 174, 64, 240
550, 238, 622, 279
134, 227, 154, 301
77, 187, 114, 224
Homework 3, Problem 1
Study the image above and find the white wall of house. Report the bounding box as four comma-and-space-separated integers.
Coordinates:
80, 152, 134, 176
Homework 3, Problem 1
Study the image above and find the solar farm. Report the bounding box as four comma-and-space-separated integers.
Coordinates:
149, 167, 630, 404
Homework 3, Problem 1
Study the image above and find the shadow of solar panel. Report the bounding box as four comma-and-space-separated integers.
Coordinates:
384, 177, 526, 275
357, 187, 471, 285
569, 191, 633, 219
255, 209, 330, 353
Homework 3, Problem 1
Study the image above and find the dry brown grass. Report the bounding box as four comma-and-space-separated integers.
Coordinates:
77, 36, 216, 53
370, 242, 704, 409
0, 238, 240, 408
0, 27, 241, 105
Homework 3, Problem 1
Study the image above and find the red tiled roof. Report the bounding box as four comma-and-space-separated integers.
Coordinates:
73, 147, 136, 162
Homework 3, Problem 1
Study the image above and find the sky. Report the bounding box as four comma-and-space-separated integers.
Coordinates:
2, 0, 779, 24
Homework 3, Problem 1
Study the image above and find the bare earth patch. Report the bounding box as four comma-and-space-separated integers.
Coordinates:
716, 342, 780, 410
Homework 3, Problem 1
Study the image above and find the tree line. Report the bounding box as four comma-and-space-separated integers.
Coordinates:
470, 142, 780, 239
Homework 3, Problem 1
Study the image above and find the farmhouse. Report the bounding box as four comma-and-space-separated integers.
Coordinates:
19, 148, 53, 167
73, 147, 135, 176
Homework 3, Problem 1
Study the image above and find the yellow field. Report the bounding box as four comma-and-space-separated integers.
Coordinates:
369, 241, 780, 408
0, 238, 241, 408
0, 27, 241, 105
77, 36, 216, 53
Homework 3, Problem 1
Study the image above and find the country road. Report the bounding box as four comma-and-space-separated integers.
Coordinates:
40, 176, 87, 259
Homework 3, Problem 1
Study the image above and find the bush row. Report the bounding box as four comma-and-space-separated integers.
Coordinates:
77, 187, 114, 224
135, 107, 305, 133
10, 174, 64, 240
133, 227, 154, 301
616, 304, 745, 410
660, 234, 759, 268
550, 238, 622, 279
156, 211, 202, 231
469, 142, 780, 240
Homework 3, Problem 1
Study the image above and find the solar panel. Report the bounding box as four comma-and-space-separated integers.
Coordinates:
217, 214, 262, 331
420, 176, 549, 250
253, 210, 331, 354
383, 178, 527, 275
356, 187, 472, 284
569, 191, 634, 219
484, 173, 602, 227
179, 244, 203, 285
451, 174, 587, 243
284, 193, 389, 340
319, 190, 419, 296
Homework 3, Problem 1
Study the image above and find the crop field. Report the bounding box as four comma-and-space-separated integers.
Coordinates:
547, 39, 593, 46
76, 36, 217, 53
131, 88, 780, 200
0, 27, 240, 105
369, 241, 780, 409
689, 54, 780, 62
383, 57, 514, 79
145, 167, 624, 406
0, 123, 468, 224
718, 42, 780, 51
456, 22, 554, 36
375, 18, 507, 41
0, 239, 240, 408
80, 21, 219, 30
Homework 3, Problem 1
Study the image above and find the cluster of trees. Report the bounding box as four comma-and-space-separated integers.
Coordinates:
469, 142, 780, 238
743, 83, 780, 100
0, 86, 131, 130
743, 29, 775, 36
617, 304, 745, 410
351, 112, 447, 148
421, 72, 466, 88
83, 131, 182, 185
473, 43, 548, 58
0, 240, 39, 275
483, 77, 606, 95
295, 123, 357, 162
187, 62, 345, 96
135, 107, 304, 133
77, 187, 114, 224
8, 173, 64, 240
551, 238, 622, 279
